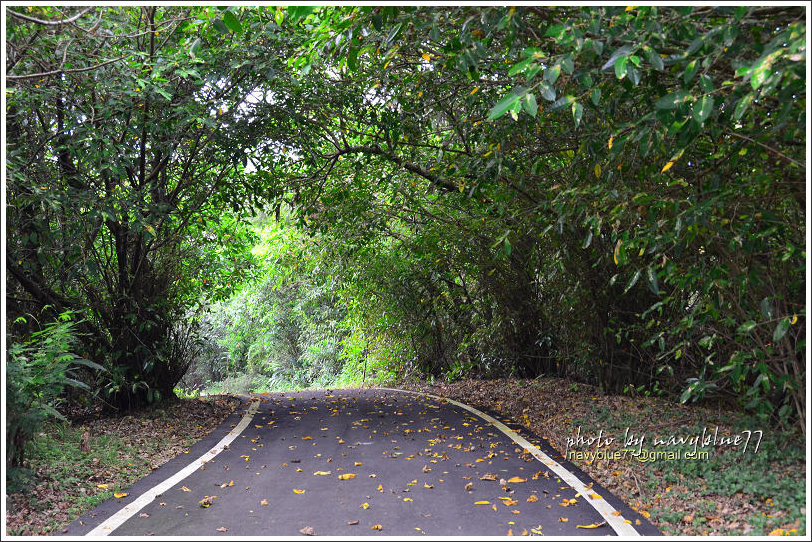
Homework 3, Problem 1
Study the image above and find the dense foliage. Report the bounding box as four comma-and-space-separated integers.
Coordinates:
6, 6, 806, 433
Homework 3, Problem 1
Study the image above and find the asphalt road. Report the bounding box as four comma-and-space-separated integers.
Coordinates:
64, 388, 661, 537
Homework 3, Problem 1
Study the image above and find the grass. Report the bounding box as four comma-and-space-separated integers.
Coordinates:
571, 400, 806, 535
5, 396, 239, 535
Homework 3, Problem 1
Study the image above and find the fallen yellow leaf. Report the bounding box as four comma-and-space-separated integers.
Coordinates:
404, 497, 413, 502
661, 161, 675, 173
354, 462, 363, 466
293, 489, 306, 494
301, 436, 313, 440
361, 502, 370, 510
97, 484, 109, 489
181, 486, 191, 492
577, 521, 607, 529
475, 500, 491, 505
261, 499, 269, 506
313, 471, 331, 476
507, 476, 526, 483
338, 473, 356, 480
527, 495, 539, 502
421, 53, 431, 61
114, 492, 128, 498
589, 493, 603, 500
371, 524, 382, 531
559, 517, 568, 522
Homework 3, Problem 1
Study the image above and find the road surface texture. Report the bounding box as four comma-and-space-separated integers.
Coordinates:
64, 388, 661, 536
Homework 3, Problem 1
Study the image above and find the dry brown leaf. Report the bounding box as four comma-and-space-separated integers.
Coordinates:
260, 499, 269, 506
347, 520, 359, 525
480, 473, 497, 481
527, 494, 539, 502
299, 526, 315, 535
465, 482, 474, 491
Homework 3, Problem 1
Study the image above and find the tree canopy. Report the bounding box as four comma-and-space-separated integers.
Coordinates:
5, 6, 806, 431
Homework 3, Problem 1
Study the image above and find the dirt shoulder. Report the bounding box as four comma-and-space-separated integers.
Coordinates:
403, 377, 806, 536
5, 395, 241, 536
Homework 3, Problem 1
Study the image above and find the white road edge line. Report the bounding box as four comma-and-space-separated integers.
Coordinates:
86, 399, 261, 536
378, 387, 642, 537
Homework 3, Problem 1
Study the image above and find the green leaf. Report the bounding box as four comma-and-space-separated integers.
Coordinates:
737, 321, 757, 334
750, 60, 771, 89
523, 93, 538, 117
544, 24, 567, 38
560, 56, 574, 74
590, 88, 601, 106
503, 238, 512, 257
692, 95, 714, 125
646, 267, 659, 295
287, 6, 316, 22
347, 46, 359, 71
212, 19, 229, 34
626, 64, 641, 86
773, 318, 790, 342
683, 59, 699, 83
643, 46, 664, 71
760, 298, 773, 320
602, 45, 633, 71
549, 94, 574, 111
189, 38, 202, 58
654, 90, 690, 110
487, 94, 522, 121
571, 102, 583, 127
623, 269, 641, 294
733, 93, 754, 121
699, 74, 714, 93
539, 81, 556, 101
508, 57, 534, 76
544, 64, 561, 84
614, 55, 628, 79
223, 11, 242, 33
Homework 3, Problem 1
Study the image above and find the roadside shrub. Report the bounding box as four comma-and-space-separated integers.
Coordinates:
6, 311, 105, 475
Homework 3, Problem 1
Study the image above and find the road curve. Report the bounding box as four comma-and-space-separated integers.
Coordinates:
64, 388, 661, 537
